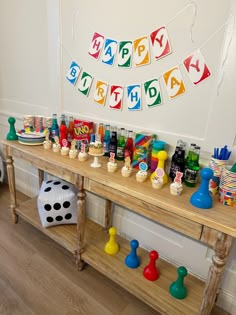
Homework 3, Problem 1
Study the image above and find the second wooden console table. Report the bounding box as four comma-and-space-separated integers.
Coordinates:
2, 139, 235, 315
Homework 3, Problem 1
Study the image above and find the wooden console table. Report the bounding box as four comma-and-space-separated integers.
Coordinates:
1, 140, 235, 315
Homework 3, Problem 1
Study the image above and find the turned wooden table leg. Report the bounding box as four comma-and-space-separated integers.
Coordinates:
199, 232, 233, 315
104, 199, 112, 231
74, 176, 86, 271
38, 169, 44, 187
6, 155, 18, 223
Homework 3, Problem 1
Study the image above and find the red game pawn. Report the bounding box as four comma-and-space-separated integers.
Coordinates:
143, 250, 160, 281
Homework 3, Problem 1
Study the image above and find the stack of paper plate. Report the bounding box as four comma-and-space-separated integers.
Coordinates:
17, 132, 45, 145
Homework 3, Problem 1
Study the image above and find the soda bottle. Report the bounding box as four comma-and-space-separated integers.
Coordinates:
109, 130, 117, 157
67, 116, 74, 146
103, 125, 111, 157
51, 113, 59, 142
116, 128, 126, 161
169, 146, 180, 181
98, 123, 104, 143
184, 146, 200, 187
124, 130, 134, 162
60, 114, 66, 126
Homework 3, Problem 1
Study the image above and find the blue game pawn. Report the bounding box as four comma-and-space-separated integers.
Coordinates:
125, 239, 140, 269
190, 168, 213, 209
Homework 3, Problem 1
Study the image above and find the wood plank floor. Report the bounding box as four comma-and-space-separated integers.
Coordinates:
0, 183, 230, 315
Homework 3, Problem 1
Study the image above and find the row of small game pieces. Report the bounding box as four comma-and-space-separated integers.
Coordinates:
105, 227, 188, 300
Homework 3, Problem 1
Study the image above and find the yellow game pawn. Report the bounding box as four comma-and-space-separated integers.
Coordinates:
150, 150, 168, 184
104, 227, 119, 255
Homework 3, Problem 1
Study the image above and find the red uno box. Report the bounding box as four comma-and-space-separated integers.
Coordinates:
73, 119, 94, 143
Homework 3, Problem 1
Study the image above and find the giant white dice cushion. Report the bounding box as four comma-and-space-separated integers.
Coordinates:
37, 179, 78, 228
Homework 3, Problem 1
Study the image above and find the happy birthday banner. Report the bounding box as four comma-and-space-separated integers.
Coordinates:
88, 26, 171, 68
66, 50, 211, 110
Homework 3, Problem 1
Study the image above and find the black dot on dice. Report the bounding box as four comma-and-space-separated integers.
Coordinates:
54, 181, 61, 185
63, 201, 70, 208
56, 216, 63, 221
44, 204, 51, 211
46, 216, 54, 223
53, 203, 61, 210
62, 185, 69, 190
46, 180, 53, 184
65, 213, 72, 220
44, 187, 51, 192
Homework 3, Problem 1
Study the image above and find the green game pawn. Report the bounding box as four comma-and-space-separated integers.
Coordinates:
169, 266, 188, 299
6, 117, 18, 140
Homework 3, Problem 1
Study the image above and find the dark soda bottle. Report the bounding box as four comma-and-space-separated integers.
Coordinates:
124, 130, 134, 162
109, 130, 117, 157
169, 146, 180, 181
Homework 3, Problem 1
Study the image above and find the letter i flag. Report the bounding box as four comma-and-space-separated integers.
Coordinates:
93, 80, 108, 106
127, 84, 141, 111
66, 61, 81, 85
109, 85, 123, 110
77, 71, 93, 96
144, 78, 162, 107
101, 39, 118, 66
150, 26, 172, 60
117, 41, 133, 68
163, 66, 186, 99
183, 51, 211, 85
133, 36, 150, 67
88, 32, 105, 59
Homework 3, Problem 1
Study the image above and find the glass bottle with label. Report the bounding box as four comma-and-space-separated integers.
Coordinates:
116, 128, 126, 161
98, 123, 104, 143
67, 116, 74, 146
124, 130, 134, 162
51, 113, 59, 142
109, 130, 117, 157
103, 125, 111, 157
184, 146, 200, 187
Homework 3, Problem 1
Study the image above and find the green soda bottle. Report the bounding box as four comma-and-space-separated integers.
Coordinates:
116, 128, 126, 161
184, 146, 200, 187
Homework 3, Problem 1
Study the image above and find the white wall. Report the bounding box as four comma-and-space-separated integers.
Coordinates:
1, 0, 236, 313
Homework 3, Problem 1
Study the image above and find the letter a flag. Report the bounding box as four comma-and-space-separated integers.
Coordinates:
127, 84, 141, 110
144, 78, 162, 107
101, 39, 118, 66
93, 80, 108, 105
163, 66, 186, 99
78, 71, 93, 96
150, 26, 172, 60
88, 32, 105, 60
109, 85, 123, 110
183, 51, 211, 85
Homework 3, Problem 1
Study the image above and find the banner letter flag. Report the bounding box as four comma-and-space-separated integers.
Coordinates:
66, 61, 81, 85
109, 85, 123, 110
183, 51, 211, 85
127, 84, 141, 111
88, 32, 105, 60
144, 79, 162, 107
150, 26, 172, 60
93, 80, 108, 106
78, 71, 93, 96
117, 41, 133, 68
133, 36, 150, 67
163, 66, 186, 99
101, 39, 118, 66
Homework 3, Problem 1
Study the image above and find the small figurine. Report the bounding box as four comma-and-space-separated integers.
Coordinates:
6, 117, 18, 140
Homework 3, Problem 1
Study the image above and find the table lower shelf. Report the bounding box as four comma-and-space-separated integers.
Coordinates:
16, 197, 205, 315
